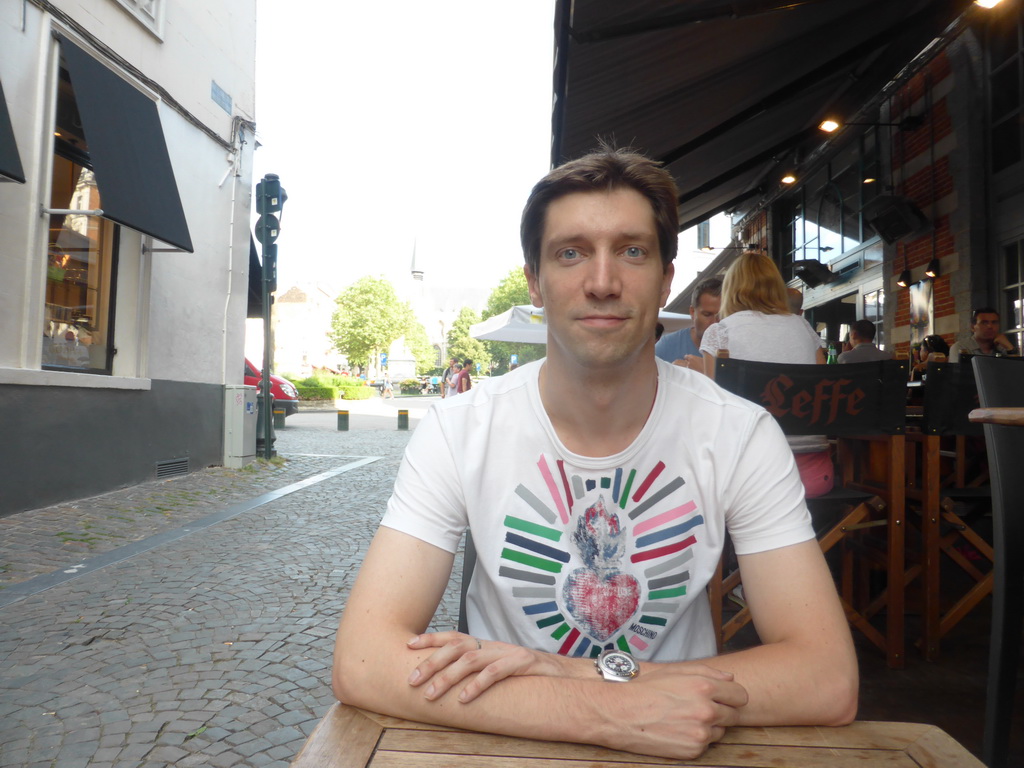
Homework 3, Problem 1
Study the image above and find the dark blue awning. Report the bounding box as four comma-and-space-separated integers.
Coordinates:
59, 36, 193, 252
0, 77, 25, 184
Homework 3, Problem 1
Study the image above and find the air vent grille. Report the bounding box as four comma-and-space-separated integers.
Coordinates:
155, 458, 189, 479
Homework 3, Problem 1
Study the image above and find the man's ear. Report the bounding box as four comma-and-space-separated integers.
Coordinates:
525, 264, 544, 308
660, 262, 675, 308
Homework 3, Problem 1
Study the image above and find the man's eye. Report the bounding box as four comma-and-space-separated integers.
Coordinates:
560, 248, 581, 260
624, 246, 645, 258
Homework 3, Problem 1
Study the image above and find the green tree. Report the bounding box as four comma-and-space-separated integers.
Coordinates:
482, 267, 545, 373
404, 318, 436, 375
329, 276, 412, 370
447, 306, 490, 374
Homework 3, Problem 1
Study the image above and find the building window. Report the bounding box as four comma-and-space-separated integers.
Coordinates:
777, 129, 881, 280
863, 287, 885, 349
1003, 239, 1024, 351
111, 0, 164, 35
989, 1, 1023, 173
43, 65, 118, 374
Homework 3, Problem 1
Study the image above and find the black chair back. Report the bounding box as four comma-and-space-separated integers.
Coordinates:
921, 361, 983, 436
714, 358, 908, 436
972, 356, 1024, 768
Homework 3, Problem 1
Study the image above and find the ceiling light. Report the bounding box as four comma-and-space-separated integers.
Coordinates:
818, 115, 925, 133
925, 258, 940, 278
781, 174, 797, 185
863, 177, 876, 184
975, 0, 1004, 8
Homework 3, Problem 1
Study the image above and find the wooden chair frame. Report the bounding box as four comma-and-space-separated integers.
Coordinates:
710, 357, 908, 668
904, 360, 998, 660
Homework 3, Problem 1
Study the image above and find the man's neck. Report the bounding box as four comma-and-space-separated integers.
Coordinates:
691, 327, 701, 348
975, 335, 994, 352
537, 355, 658, 458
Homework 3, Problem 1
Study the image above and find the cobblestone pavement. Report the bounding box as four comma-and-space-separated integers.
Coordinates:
0, 398, 462, 768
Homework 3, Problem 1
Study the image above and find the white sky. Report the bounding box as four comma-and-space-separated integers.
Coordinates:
252, 0, 557, 310
251, 1, 728, 313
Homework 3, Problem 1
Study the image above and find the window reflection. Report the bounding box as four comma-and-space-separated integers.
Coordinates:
42, 64, 116, 374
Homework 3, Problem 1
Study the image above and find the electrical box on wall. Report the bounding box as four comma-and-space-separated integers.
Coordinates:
864, 196, 931, 245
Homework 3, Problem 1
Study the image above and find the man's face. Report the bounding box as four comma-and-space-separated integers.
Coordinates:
972, 313, 1000, 342
525, 187, 673, 371
689, 292, 721, 344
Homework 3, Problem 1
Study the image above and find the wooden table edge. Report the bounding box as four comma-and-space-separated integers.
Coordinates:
969, 407, 1024, 426
290, 706, 984, 767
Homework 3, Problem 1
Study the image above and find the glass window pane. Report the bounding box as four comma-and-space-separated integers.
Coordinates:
991, 64, 1020, 121
1006, 242, 1021, 286
1004, 287, 1022, 331
43, 67, 116, 374
989, 11, 1020, 68
992, 117, 1021, 172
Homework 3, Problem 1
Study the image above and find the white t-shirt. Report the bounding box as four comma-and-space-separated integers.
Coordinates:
380, 359, 814, 663
701, 311, 828, 454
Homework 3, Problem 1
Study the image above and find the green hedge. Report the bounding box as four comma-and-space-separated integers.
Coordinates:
340, 385, 375, 400
296, 386, 336, 400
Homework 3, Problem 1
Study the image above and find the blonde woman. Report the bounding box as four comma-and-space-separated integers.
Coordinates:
698, 251, 831, 497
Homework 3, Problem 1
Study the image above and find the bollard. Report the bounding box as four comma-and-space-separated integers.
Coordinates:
273, 409, 286, 429
397, 409, 409, 430
337, 410, 349, 431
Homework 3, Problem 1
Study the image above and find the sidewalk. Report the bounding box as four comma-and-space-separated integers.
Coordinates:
0, 404, 463, 768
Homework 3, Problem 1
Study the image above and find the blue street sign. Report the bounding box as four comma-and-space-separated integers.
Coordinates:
380, 353, 388, 365
510, 354, 518, 365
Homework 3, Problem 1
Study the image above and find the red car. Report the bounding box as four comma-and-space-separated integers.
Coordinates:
244, 358, 299, 416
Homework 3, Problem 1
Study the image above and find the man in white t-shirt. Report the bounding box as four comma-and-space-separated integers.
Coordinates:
333, 148, 857, 760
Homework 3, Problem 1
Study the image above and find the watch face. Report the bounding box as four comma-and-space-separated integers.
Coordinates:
598, 650, 638, 679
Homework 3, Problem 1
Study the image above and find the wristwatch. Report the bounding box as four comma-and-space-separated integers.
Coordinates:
595, 648, 639, 682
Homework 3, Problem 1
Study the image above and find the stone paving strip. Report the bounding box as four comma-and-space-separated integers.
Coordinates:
0, 408, 466, 768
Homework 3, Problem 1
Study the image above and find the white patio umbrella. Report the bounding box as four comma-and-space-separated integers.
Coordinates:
470, 305, 691, 344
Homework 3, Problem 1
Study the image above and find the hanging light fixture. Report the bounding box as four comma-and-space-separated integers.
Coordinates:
896, 256, 912, 288
925, 258, 940, 278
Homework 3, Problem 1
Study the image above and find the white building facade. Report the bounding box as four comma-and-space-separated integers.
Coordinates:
0, 0, 257, 515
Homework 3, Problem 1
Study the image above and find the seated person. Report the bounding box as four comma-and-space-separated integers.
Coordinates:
838, 320, 892, 363
698, 251, 832, 498
911, 334, 950, 381
949, 307, 1017, 361
333, 148, 857, 762
654, 276, 722, 370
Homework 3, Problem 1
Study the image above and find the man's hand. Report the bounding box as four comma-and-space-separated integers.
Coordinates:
406, 631, 748, 760
994, 333, 1017, 354
406, 631, 576, 702
603, 664, 748, 759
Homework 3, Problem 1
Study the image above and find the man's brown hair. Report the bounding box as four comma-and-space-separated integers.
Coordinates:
520, 145, 679, 275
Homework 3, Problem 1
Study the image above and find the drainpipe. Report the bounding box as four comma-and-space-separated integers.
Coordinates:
219, 117, 246, 386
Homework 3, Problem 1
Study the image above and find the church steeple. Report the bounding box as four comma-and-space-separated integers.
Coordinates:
411, 239, 424, 281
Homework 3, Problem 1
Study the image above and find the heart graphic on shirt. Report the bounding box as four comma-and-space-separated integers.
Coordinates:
563, 568, 640, 641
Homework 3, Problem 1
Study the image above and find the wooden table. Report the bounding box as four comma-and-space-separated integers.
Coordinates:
290, 703, 985, 767
969, 407, 1024, 426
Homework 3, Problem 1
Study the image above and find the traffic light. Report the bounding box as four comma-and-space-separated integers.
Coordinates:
255, 174, 287, 246
256, 173, 287, 214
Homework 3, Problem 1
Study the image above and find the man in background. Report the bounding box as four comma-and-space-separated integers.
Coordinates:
949, 307, 1017, 361
838, 320, 892, 363
654, 276, 722, 370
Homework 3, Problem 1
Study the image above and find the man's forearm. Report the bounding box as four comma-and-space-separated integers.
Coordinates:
695, 637, 858, 726
334, 630, 749, 759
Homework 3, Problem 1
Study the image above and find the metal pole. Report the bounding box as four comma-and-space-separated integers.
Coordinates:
261, 267, 273, 459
